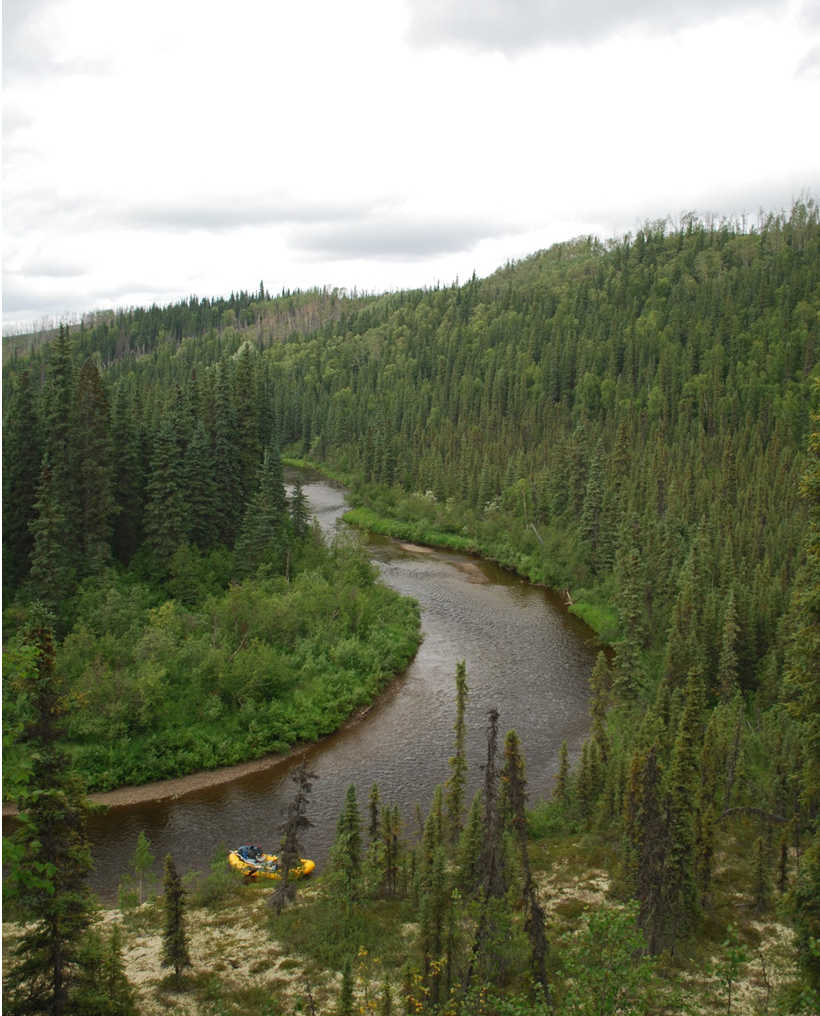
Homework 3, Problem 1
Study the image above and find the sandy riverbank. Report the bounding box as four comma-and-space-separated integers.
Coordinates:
2, 749, 293, 817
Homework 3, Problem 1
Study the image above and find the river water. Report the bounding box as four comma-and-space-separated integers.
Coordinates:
85, 472, 595, 899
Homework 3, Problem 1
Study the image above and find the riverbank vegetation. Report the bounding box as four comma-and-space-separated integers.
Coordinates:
2, 323, 421, 794
3, 202, 819, 1009
3, 536, 419, 794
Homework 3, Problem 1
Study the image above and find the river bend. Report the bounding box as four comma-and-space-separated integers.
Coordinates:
85, 473, 594, 899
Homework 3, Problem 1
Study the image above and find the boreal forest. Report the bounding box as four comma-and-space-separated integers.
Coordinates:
2, 202, 819, 1015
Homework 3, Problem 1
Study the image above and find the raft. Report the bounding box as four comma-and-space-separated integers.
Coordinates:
228, 844, 315, 880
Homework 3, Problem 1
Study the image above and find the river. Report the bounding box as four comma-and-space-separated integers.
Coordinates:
85, 472, 595, 900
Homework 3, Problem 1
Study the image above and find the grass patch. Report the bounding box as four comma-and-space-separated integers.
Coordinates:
527, 799, 578, 839
568, 599, 619, 643
343, 507, 479, 553
271, 896, 413, 972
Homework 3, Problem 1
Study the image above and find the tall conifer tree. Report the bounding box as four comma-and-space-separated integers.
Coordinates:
662, 671, 704, 949
28, 460, 76, 609
2, 368, 42, 586
74, 358, 115, 574
110, 385, 145, 563
144, 416, 188, 565
289, 477, 311, 542
272, 760, 317, 913
3, 608, 94, 1016
330, 785, 363, 908
625, 742, 667, 955
211, 363, 241, 545
234, 444, 290, 578
183, 421, 218, 549
161, 855, 191, 987
502, 730, 549, 996
444, 661, 469, 845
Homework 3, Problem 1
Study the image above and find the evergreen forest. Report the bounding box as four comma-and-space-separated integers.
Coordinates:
2, 201, 819, 1013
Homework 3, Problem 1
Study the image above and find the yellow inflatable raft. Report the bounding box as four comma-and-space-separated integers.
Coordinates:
228, 844, 315, 880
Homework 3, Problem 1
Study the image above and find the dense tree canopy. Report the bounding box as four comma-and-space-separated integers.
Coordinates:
2, 202, 818, 991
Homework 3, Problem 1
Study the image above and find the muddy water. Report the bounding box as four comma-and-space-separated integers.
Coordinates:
85, 472, 595, 899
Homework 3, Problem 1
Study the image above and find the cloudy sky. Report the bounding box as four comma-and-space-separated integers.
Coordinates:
3, 0, 819, 331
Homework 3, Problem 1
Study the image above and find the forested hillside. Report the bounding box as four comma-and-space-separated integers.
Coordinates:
3, 202, 819, 1008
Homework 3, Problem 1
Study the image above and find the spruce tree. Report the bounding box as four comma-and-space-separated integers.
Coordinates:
418, 842, 448, 1007
456, 791, 484, 894
72, 924, 138, 1016
234, 445, 290, 579
161, 854, 191, 987
337, 956, 354, 1016
28, 458, 76, 610
502, 730, 550, 997
41, 324, 80, 574
589, 651, 611, 765
444, 661, 469, 845
624, 742, 667, 955
379, 805, 401, 898
231, 341, 262, 506
663, 541, 705, 693
3, 607, 95, 1016
183, 421, 218, 549
330, 785, 363, 907
576, 740, 596, 820
480, 708, 505, 899
613, 518, 646, 697
289, 476, 311, 542
694, 797, 717, 907
110, 385, 145, 563
132, 830, 155, 905
368, 783, 381, 845
579, 441, 605, 573
272, 759, 317, 913
428, 784, 444, 848
554, 740, 571, 807
716, 587, 740, 701
2, 368, 42, 587
211, 363, 241, 545
74, 357, 115, 575
465, 709, 506, 994
144, 417, 188, 566
662, 670, 704, 949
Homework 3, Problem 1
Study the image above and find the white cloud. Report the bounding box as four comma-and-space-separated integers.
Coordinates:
290, 214, 521, 261
799, 0, 820, 29
796, 42, 820, 76
2, 0, 818, 329
406, 0, 789, 54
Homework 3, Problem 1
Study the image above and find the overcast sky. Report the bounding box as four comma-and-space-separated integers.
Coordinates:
3, 0, 819, 331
